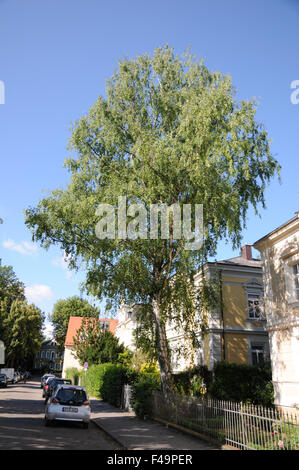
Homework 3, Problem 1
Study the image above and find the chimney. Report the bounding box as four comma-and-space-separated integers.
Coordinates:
241, 244, 252, 260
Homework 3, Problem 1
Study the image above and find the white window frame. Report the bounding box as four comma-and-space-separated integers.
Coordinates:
244, 279, 265, 321
250, 343, 265, 365
247, 293, 264, 320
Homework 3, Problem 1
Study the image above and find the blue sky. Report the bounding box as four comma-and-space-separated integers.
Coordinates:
0, 0, 298, 337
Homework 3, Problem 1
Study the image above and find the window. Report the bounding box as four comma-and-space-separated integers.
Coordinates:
293, 263, 299, 300
247, 294, 264, 320
100, 321, 109, 330
41, 351, 45, 358
251, 344, 264, 365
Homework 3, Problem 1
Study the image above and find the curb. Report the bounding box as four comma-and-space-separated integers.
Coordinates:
91, 417, 127, 449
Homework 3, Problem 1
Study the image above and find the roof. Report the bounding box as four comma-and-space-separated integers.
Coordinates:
65, 316, 119, 346
216, 256, 262, 268
254, 210, 299, 247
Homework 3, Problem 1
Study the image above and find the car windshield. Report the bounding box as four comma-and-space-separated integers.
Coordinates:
0, 374, 6, 378
56, 388, 87, 405
54, 379, 72, 386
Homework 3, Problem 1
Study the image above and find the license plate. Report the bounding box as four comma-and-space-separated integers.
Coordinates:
62, 407, 78, 413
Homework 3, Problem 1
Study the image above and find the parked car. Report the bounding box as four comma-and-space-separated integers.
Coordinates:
0, 374, 8, 387
44, 385, 91, 428
44, 377, 72, 401
41, 373, 56, 389
13, 372, 21, 383
0, 368, 14, 384
42, 375, 57, 397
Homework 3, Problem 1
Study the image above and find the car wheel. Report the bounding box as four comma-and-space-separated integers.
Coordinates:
82, 422, 89, 429
44, 416, 52, 427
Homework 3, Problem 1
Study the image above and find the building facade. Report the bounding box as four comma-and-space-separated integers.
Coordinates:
254, 210, 299, 408
35, 339, 64, 372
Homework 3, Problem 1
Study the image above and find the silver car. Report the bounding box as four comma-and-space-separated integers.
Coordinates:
44, 384, 91, 428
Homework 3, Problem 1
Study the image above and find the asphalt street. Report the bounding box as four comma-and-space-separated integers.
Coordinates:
0, 379, 121, 450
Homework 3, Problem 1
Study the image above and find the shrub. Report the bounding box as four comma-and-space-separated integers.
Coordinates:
64, 367, 82, 385
172, 365, 212, 396
209, 361, 274, 406
99, 363, 137, 407
81, 362, 139, 405
131, 373, 161, 419
81, 363, 108, 397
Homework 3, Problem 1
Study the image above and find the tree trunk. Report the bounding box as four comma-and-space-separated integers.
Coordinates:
152, 295, 174, 402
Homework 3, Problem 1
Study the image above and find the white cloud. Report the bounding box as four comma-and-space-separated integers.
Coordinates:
3, 239, 38, 256
25, 284, 55, 304
52, 251, 73, 280
43, 322, 54, 340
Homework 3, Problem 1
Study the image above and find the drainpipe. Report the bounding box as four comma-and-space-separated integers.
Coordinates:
219, 268, 226, 361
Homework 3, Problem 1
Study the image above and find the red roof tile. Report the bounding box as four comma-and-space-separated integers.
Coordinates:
65, 316, 119, 346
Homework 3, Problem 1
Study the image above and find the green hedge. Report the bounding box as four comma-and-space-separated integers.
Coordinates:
209, 361, 274, 406
173, 365, 212, 396
81, 363, 139, 405
64, 367, 82, 385
131, 373, 161, 419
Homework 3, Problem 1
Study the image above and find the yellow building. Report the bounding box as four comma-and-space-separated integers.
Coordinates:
168, 245, 270, 371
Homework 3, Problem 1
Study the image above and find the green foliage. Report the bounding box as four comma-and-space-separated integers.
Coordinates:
81, 363, 108, 398
0, 263, 44, 368
117, 348, 134, 367
140, 362, 159, 374
3, 299, 44, 368
209, 361, 274, 406
131, 373, 161, 419
64, 367, 82, 385
73, 318, 124, 366
81, 362, 138, 404
172, 365, 212, 396
25, 45, 281, 400
0, 265, 25, 305
99, 363, 138, 407
0, 265, 25, 339
51, 296, 100, 352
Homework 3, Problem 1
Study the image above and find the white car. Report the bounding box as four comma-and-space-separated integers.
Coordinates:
44, 384, 91, 428
13, 372, 21, 383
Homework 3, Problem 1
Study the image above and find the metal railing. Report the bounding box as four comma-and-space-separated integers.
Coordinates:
151, 391, 299, 450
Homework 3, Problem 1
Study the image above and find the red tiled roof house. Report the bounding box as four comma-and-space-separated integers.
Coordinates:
62, 316, 118, 375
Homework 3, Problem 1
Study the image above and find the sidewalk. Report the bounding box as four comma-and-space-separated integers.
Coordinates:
90, 398, 220, 450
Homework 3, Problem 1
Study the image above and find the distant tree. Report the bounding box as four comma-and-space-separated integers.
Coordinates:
0, 265, 25, 339
73, 317, 124, 366
3, 299, 44, 368
0, 265, 25, 305
51, 296, 100, 353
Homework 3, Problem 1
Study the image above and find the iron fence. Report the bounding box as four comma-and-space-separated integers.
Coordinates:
151, 391, 299, 450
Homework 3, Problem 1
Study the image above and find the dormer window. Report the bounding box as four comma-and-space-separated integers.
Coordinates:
100, 321, 109, 330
